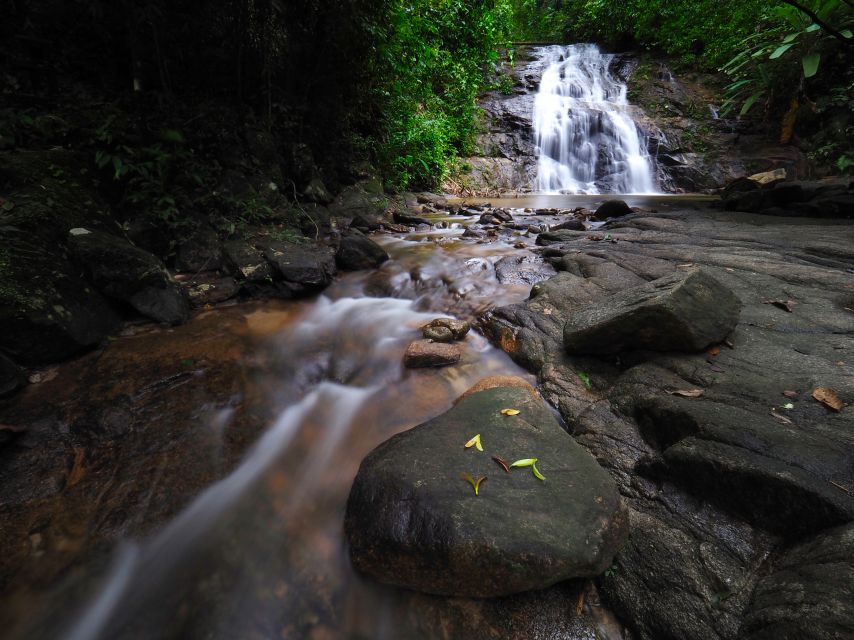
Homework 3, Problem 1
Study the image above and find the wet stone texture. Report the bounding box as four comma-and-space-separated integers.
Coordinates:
483, 206, 854, 640
345, 385, 628, 598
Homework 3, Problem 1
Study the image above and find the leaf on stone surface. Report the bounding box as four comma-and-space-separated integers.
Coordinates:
464, 434, 483, 451
500, 408, 520, 416
0, 424, 26, 433
782, 402, 795, 410
531, 461, 546, 481
510, 458, 537, 468
492, 456, 511, 473
812, 387, 844, 412
676, 263, 694, 268
706, 345, 722, 356
460, 473, 486, 496
760, 299, 796, 313
668, 388, 705, 398
578, 372, 592, 390
770, 410, 793, 425
783, 390, 798, 398
709, 364, 725, 373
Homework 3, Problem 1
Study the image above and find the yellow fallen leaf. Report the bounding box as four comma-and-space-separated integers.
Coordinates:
500, 408, 520, 416
464, 434, 483, 451
812, 387, 844, 412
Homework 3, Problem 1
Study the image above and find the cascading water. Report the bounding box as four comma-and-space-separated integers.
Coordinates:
533, 44, 658, 194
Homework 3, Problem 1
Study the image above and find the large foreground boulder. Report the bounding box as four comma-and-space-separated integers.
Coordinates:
345, 384, 627, 598
564, 268, 741, 354
67, 228, 190, 325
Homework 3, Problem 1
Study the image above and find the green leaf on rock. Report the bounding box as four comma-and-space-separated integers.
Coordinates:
578, 372, 592, 390
532, 461, 546, 481
510, 458, 537, 468
460, 472, 487, 496
464, 434, 483, 451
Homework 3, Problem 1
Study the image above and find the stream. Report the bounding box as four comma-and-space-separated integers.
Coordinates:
7, 203, 653, 640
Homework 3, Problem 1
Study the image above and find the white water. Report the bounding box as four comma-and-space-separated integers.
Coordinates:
533, 44, 657, 195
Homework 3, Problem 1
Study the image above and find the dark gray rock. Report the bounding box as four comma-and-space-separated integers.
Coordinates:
593, 200, 632, 220
222, 239, 274, 282
184, 275, 240, 307
346, 385, 628, 597
335, 230, 389, 271
67, 228, 190, 325
394, 211, 430, 226
563, 269, 741, 354
175, 225, 223, 273
495, 255, 557, 286
550, 218, 585, 231
743, 523, 854, 640
403, 340, 462, 368
261, 241, 336, 295
0, 353, 25, 397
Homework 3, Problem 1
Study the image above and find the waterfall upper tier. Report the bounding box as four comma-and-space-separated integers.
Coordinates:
533, 44, 658, 195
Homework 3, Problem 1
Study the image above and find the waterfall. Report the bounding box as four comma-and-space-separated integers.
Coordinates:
533, 44, 657, 195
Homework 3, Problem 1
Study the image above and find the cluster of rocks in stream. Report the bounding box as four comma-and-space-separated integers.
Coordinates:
475, 204, 854, 640
347, 193, 853, 639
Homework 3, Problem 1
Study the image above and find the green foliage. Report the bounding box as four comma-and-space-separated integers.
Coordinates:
375, 0, 513, 190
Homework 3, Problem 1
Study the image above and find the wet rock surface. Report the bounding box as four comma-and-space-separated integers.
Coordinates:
260, 240, 336, 296
563, 268, 741, 355
743, 523, 854, 640
345, 385, 628, 597
483, 206, 854, 639
403, 339, 462, 368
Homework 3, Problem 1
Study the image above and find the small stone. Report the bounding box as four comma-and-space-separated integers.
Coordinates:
422, 317, 471, 341
422, 325, 454, 342
403, 340, 462, 368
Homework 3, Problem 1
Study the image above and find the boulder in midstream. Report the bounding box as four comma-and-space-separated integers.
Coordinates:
345, 384, 628, 597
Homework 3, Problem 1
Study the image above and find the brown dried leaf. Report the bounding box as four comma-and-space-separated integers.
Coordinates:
460, 473, 487, 496
783, 390, 798, 399
492, 456, 511, 473
770, 410, 793, 425
706, 345, 722, 356
668, 388, 705, 398
762, 299, 796, 313
709, 364, 725, 373
812, 387, 844, 412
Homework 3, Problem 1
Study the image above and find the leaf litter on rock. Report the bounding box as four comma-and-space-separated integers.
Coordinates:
464, 434, 483, 451
460, 473, 487, 496
770, 410, 793, 425
668, 388, 704, 398
492, 456, 511, 473
500, 408, 520, 416
812, 387, 844, 412
577, 372, 592, 390
761, 299, 796, 313
783, 390, 798, 399
510, 458, 546, 481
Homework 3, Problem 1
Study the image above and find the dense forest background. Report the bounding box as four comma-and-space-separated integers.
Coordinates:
0, 0, 851, 244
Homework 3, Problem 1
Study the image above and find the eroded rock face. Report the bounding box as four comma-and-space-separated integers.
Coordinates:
345, 385, 628, 598
563, 269, 741, 355
593, 200, 632, 220
743, 523, 854, 640
67, 228, 190, 325
483, 207, 854, 639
